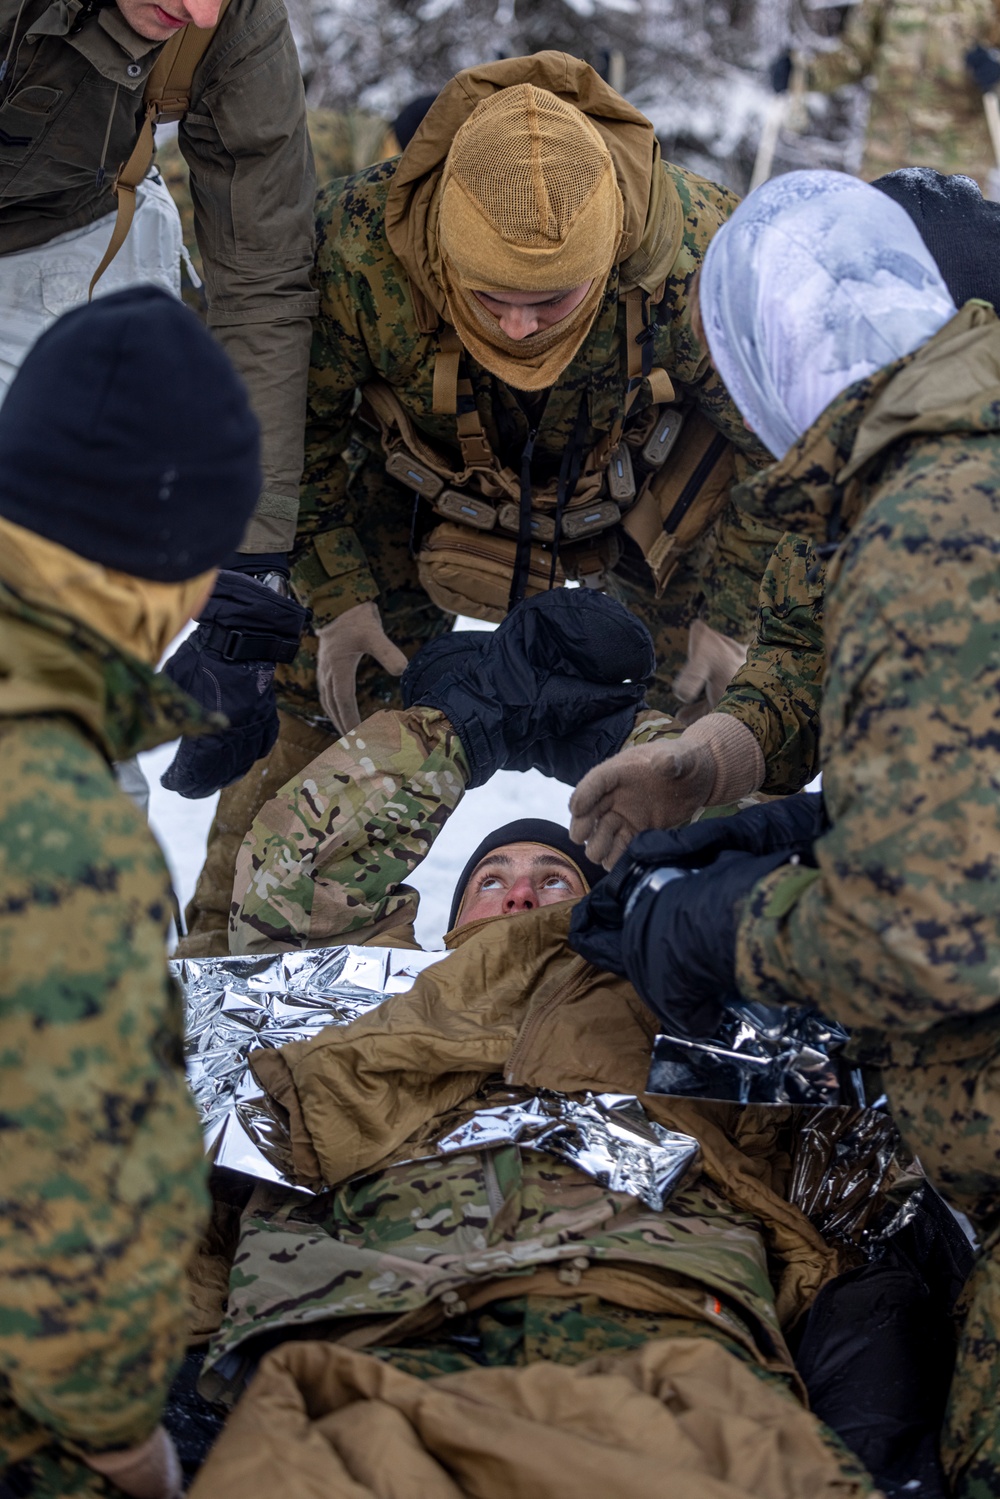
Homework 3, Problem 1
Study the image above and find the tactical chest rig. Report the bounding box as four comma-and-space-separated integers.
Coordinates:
359, 287, 735, 623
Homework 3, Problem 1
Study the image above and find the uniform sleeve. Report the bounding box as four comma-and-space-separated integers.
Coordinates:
798, 0, 884, 94
714, 532, 827, 795
288, 177, 385, 623
180, 0, 318, 552
735, 464, 1000, 1034
0, 726, 207, 1452
231, 706, 470, 952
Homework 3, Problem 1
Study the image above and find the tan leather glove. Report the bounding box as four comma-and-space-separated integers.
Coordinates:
314, 601, 408, 732
83, 1426, 182, 1499
569, 712, 766, 868
673, 620, 749, 718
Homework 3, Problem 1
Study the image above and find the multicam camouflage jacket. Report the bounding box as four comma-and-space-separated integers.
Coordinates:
0, 584, 209, 1464
295, 157, 768, 627
727, 302, 1000, 1035
799, 0, 1000, 186
206, 1125, 794, 1397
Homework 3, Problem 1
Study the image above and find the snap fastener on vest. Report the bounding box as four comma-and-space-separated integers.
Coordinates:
126, 62, 142, 78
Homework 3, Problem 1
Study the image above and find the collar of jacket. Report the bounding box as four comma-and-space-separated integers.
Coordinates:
384, 51, 682, 332
25, 0, 162, 87
0, 580, 221, 762
732, 300, 1000, 544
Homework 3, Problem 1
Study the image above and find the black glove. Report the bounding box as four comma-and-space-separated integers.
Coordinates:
401, 591, 654, 788
966, 44, 1000, 93
569, 793, 825, 1036
223, 550, 291, 584
769, 49, 793, 94
160, 570, 308, 798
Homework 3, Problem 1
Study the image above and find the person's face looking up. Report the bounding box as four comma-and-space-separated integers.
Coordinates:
116, 0, 224, 41
456, 842, 587, 928
471, 283, 593, 341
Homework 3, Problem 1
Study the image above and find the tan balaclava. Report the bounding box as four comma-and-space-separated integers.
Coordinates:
0, 515, 214, 666
437, 84, 624, 391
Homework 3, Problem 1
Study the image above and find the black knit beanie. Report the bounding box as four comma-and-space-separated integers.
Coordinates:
448, 817, 607, 931
871, 169, 1000, 312
0, 285, 261, 581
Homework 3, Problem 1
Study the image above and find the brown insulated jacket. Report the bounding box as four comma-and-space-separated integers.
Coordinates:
0, 0, 317, 548
250, 901, 841, 1328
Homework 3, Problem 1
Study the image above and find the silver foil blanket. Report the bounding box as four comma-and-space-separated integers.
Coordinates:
431, 1092, 700, 1211
175, 948, 699, 1210
646, 995, 863, 1107
174, 946, 446, 1187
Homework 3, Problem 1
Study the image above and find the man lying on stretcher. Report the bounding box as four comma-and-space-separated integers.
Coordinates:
184, 593, 930, 1499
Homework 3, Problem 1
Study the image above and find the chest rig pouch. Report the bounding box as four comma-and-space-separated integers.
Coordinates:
360, 289, 735, 623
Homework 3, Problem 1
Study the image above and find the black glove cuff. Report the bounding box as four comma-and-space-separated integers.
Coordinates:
196, 621, 300, 665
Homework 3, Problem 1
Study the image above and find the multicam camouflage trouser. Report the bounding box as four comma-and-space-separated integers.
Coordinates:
873, 1008, 1000, 1499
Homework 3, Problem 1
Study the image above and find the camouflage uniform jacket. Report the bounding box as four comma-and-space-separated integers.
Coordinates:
209, 1133, 796, 1392
295, 159, 767, 626
0, 584, 209, 1463
0, 0, 318, 550
799, 0, 1000, 187
729, 302, 1000, 1036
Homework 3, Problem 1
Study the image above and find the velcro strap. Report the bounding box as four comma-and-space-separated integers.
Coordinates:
432, 327, 463, 414
202, 624, 299, 664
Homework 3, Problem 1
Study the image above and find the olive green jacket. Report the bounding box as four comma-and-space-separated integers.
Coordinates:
0, 585, 210, 1461
0, 0, 318, 550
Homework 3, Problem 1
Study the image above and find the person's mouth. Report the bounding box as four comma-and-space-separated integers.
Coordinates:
152, 4, 187, 27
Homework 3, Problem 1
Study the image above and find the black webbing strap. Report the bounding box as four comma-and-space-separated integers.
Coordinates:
201, 623, 299, 664
548, 390, 590, 589
508, 422, 541, 613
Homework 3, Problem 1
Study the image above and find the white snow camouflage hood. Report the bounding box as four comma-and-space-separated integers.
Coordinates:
699, 169, 957, 459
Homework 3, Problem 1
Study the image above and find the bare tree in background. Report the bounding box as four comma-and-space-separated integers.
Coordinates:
287, 0, 868, 193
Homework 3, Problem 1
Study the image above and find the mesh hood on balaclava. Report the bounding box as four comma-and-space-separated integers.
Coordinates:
699, 170, 957, 459
437, 85, 624, 390
384, 53, 683, 382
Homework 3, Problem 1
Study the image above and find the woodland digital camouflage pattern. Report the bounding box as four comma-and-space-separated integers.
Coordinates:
230, 707, 683, 952
0, 585, 209, 1496
724, 303, 1000, 1499
288, 156, 776, 696
802, 0, 1000, 188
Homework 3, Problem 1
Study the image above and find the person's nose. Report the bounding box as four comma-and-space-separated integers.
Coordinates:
179, 0, 224, 26
498, 305, 540, 340
503, 875, 538, 912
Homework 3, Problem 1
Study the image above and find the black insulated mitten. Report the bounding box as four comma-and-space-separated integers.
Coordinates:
160, 570, 308, 798
404, 592, 654, 787
569, 793, 827, 1033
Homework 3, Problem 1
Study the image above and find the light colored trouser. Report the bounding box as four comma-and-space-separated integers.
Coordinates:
0, 172, 184, 814
0, 170, 183, 404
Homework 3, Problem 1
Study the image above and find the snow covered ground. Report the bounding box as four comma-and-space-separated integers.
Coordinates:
140, 615, 572, 952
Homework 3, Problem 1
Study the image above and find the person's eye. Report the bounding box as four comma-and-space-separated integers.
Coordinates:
542, 874, 571, 889
479, 875, 503, 891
